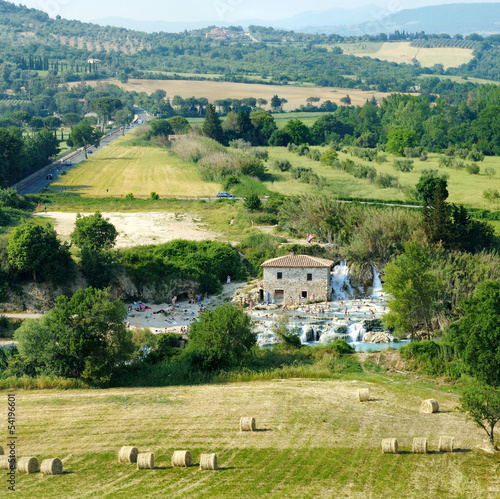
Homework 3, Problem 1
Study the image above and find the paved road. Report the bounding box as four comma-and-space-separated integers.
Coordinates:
17, 108, 149, 195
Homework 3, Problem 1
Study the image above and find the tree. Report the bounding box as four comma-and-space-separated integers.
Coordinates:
386, 128, 418, 156
90, 97, 123, 132
186, 304, 256, 371
460, 384, 500, 446
383, 242, 441, 339
268, 129, 292, 147
70, 122, 102, 158
62, 113, 81, 130
7, 220, 74, 283
416, 174, 448, 206
71, 212, 118, 251
448, 280, 500, 387
168, 116, 191, 134
244, 194, 262, 212
148, 119, 173, 138
14, 288, 133, 385
202, 103, 225, 144
0, 127, 24, 185
283, 119, 310, 145
114, 109, 134, 135
321, 148, 339, 166
270, 95, 283, 112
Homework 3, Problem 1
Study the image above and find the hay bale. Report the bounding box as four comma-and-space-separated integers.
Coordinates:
358, 388, 370, 402
438, 436, 454, 453
381, 439, 398, 454
240, 417, 256, 432
199, 453, 218, 471
421, 399, 439, 414
118, 446, 139, 463
0, 456, 14, 470
17, 457, 39, 474
137, 452, 154, 470
41, 458, 63, 475
412, 438, 428, 454
172, 451, 192, 468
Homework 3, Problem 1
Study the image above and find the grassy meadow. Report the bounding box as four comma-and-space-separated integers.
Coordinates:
47, 131, 500, 211
6, 375, 499, 498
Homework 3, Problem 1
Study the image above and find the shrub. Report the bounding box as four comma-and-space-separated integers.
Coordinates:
485, 167, 496, 178
466, 163, 480, 175
375, 173, 400, 189
467, 145, 484, 162
321, 148, 338, 166
403, 146, 423, 158
272, 159, 292, 172
393, 158, 414, 172
150, 192, 159, 200
483, 189, 500, 202
307, 149, 322, 161
222, 175, 240, 190
125, 193, 134, 200
326, 339, 355, 355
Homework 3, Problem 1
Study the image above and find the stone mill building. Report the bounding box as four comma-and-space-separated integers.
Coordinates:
261, 254, 334, 304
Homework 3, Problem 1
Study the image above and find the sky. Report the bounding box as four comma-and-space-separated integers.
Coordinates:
12, 0, 500, 23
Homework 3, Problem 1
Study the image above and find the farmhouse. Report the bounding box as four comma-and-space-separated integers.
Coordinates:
261, 254, 334, 304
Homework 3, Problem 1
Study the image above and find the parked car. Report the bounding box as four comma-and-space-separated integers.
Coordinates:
216, 192, 236, 198
65, 160, 71, 166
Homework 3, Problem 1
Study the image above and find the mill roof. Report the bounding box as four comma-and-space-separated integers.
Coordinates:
261, 255, 334, 268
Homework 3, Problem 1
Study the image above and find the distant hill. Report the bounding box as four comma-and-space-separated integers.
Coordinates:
92, 6, 377, 33
93, 3, 500, 36
301, 3, 500, 36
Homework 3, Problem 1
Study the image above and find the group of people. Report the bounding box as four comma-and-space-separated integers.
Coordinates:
306, 233, 316, 244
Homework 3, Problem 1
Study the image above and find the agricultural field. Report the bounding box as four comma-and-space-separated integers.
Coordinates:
76, 79, 393, 111
7, 375, 499, 497
334, 42, 475, 70
49, 134, 221, 199
49, 132, 500, 211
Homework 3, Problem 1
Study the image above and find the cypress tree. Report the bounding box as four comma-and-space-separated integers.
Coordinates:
202, 104, 225, 144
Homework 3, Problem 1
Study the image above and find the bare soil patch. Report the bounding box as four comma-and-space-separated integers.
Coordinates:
34, 211, 224, 248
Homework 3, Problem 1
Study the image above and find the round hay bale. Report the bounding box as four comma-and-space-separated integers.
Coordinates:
17, 456, 39, 474
172, 451, 192, 468
118, 446, 139, 463
421, 399, 439, 414
358, 388, 370, 402
41, 458, 63, 475
412, 438, 428, 454
240, 417, 256, 432
0, 455, 14, 470
438, 436, 454, 453
381, 438, 398, 454
199, 453, 218, 471
137, 452, 154, 470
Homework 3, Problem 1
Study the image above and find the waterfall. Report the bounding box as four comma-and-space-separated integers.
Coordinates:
372, 266, 383, 293
331, 261, 355, 300
347, 322, 366, 342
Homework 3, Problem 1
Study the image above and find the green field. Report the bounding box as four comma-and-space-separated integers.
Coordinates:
49, 130, 500, 211
50, 133, 221, 198
6, 373, 499, 498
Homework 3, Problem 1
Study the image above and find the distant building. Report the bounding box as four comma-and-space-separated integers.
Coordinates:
87, 58, 102, 64
206, 28, 230, 40
261, 254, 334, 304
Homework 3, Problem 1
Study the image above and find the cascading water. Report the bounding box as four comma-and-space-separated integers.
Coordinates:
331, 261, 355, 300
372, 266, 383, 296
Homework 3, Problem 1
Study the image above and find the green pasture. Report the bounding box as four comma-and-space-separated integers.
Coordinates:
6, 376, 499, 498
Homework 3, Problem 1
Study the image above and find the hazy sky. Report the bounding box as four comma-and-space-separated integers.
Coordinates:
13, 0, 500, 22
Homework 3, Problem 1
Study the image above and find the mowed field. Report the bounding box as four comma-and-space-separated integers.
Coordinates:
78, 79, 395, 110
50, 134, 221, 198
50, 132, 500, 211
6, 377, 500, 498
336, 42, 474, 70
